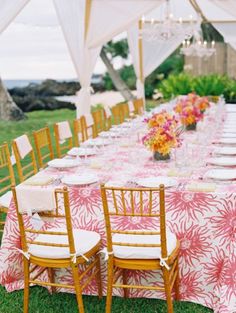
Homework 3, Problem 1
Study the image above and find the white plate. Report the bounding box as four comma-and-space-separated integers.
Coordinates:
217, 138, 236, 145
61, 174, 99, 186
67, 147, 97, 157
214, 147, 236, 155
137, 176, 178, 188
204, 169, 236, 181
207, 157, 236, 167
83, 138, 111, 146
99, 131, 122, 138
48, 159, 80, 169
221, 133, 236, 138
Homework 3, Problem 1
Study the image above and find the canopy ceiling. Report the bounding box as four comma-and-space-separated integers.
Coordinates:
1, 0, 236, 114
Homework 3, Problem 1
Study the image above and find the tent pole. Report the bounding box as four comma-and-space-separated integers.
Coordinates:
84, 0, 92, 40
189, 0, 208, 22
138, 20, 145, 108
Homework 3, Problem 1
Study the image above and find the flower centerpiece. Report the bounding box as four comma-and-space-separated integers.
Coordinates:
196, 96, 210, 113
174, 94, 204, 131
142, 110, 182, 161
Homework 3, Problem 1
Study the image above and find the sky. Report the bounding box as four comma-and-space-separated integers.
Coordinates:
0, 0, 124, 80
0, 0, 234, 80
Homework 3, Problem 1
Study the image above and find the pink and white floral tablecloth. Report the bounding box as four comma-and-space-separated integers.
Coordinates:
0, 109, 236, 313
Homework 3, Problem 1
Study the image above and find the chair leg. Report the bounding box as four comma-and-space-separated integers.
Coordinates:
71, 263, 85, 313
122, 269, 129, 298
174, 258, 180, 301
95, 254, 103, 299
162, 267, 174, 313
106, 257, 114, 313
47, 268, 56, 293
23, 258, 30, 313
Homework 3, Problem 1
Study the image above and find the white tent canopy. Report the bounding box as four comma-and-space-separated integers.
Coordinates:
0, 0, 30, 34
1, 0, 236, 114
208, 0, 236, 18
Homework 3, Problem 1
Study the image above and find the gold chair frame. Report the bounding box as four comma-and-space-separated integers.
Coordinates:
12, 186, 102, 313
12, 136, 38, 183
0, 143, 15, 232
101, 184, 180, 313
54, 122, 73, 158
33, 127, 54, 168
73, 118, 85, 147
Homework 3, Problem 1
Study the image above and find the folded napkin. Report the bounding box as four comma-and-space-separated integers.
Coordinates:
23, 176, 54, 186
14, 134, 32, 159
57, 121, 72, 141
167, 169, 192, 177
104, 106, 112, 118
186, 182, 216, 192
16, 183, 56, 215
85, 113, 94, 127
128, 101, 135, 113
90, 159, 104, 169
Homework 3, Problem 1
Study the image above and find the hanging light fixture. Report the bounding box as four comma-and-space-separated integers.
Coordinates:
180, 19, 216, 58
140, 0, 194, 42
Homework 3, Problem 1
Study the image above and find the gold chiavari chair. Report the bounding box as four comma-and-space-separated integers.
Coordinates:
54, 121, 73, 158
0, 143, 15, 233
92, 109, 105, 137
12, 186, 102, 313
12, 134, 38, 183
103, 107, 112, 131
119, 103, 130, 122
81, 114, 96, 140
111, 105, 122, 125
101, 184, 180, 313
73, 117, 85, 147
33, 127, 54, 169
133, 98, 144, 115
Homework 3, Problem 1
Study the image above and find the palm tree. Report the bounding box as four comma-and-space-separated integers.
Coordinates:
100, 39, 135, 101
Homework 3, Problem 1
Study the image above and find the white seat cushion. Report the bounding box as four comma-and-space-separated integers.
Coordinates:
0, 191, 12, 208
29, 228, 100, 259
113, 230, 177, 259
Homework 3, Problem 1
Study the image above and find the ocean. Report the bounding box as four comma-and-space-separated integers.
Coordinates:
3, 79, 43, 89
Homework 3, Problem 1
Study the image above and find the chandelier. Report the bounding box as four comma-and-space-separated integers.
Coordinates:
140, 0, 194, 42
180, 25, 216, 58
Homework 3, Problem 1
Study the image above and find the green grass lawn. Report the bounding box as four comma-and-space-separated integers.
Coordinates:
0, 286, 212, 313
0, 107, 212, 312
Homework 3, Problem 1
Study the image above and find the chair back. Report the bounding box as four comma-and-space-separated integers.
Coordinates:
100, 184, 168, 260
92, 109, 105, 136
12, 134, 38, 183
81, 114, 96, 140
54, 121, 73, 158
12, 186, 77, 258
0, 142, 15, 196
119, 103, 130, 122
103, 107, 112, 130
111, 105, 122, 125
133, 98, 144, 115
33, 127, 54, 168
73, 118, 85, 147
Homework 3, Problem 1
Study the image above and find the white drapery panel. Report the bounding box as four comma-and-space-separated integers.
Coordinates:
0, 0, 30, 34
53, 0, 101, 117
86, 0, 164, 49
213, 22, 236, 51
127, 23, 190, 99
208, 0, 236, 17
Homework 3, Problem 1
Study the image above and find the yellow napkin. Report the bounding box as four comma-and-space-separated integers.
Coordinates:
167, 169, 192, 177
186, 182, 216, 192
90, 160, 103, 169
23, 176, 54, 186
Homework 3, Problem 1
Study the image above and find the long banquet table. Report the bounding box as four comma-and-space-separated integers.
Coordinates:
0, 102, 236, 313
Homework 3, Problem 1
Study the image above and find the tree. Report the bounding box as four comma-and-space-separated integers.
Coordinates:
0, 77, 25, 121
101, 40, 135, 101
